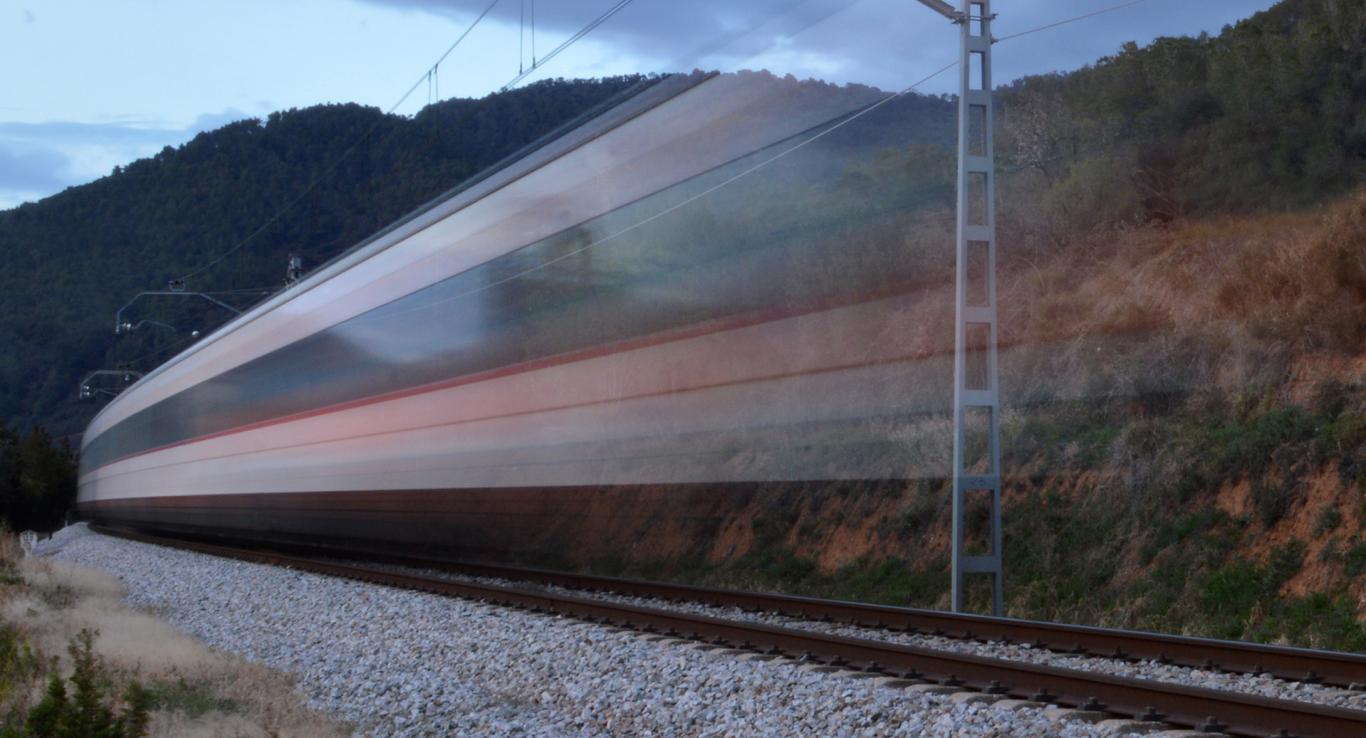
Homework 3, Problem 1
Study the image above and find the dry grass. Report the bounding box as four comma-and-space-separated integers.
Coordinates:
987, 193, 1366, 413
1, 538, 351, 738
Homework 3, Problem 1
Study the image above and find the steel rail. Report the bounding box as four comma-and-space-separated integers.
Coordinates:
93, 526, 1366, 737
285, 547, 1366, 690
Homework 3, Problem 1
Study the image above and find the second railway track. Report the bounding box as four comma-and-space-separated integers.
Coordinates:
97, 526, 1366, 738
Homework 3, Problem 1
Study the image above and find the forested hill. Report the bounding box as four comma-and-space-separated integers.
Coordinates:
0, 73, 955, 440
996, 0, 1366, 235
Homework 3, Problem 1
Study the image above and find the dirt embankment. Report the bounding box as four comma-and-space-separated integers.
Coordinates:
538, 191, 1366, 646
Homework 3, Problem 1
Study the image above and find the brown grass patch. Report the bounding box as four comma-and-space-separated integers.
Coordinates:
2, 537, 350, 738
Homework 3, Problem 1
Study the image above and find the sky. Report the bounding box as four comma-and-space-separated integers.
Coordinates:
1, 0, 1282, 210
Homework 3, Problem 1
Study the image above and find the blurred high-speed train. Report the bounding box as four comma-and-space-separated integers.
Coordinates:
78, 71, 962, 560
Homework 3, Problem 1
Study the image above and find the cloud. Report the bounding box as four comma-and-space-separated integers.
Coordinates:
0, 144, 70, 191
354, 0, 1281, 94
191, 108, 253, 134
359, 0, 852, 76
0, 110, 257, 211
0, 120, 182, 147
0, 142, 73, 210
24, 9, 34, 24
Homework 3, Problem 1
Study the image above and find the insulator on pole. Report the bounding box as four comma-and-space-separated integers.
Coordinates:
285, 254, 304, 287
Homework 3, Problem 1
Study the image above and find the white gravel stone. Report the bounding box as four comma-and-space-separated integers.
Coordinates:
38, 524, 1152, 737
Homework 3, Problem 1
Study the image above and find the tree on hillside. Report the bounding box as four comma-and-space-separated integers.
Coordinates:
0, 426, 77, 532
997, 0, 1366, 243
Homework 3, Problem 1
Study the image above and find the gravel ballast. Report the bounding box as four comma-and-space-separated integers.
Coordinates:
485, 577, 1366, 711
37, 525, 1153, 738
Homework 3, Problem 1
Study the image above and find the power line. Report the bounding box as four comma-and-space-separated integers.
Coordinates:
377, 0, 1165, 318
174, 0, 504, 284
502, 0, 637, 91
663, 0, 852, 75
120, 333, 201, 367
993, 0, 1152, 44
381, 61, 960, 324
174, 0, 1156, 309
171, 0, 837, 286
360, 0, 871, 250
198, 288, 275, 296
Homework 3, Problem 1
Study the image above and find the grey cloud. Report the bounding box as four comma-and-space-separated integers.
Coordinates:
0, 110, 258, 209
0, 110, 256, 153
0, 120, 182, 147
191, 109, 253, 134
359, 0, 797, 70
0, 143, 72, 193
356, 0, 1281, 91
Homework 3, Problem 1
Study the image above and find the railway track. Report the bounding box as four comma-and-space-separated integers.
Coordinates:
344, 553, 1366, 691
95, 526, 1366, 738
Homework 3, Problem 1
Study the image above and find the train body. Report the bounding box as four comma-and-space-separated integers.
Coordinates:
78, 72, 959, 561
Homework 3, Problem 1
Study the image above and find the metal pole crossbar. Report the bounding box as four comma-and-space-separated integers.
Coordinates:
914, 0, 964, 21
115, 291, 243, 334
78, 369, 145, 399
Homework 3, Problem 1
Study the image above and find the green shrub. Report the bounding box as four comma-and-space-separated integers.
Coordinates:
1345, 541, 1366, 577
1198, 540, 1309, 641
1174, 508, 1229, 539
1201, 563, 1264, 623
1252, 482, 1296, 527
0, 623, 42, 720
0, 426, 79, 534
1313, 505, 1343, 537
5, 630, 148, 738
1319, 538, 1344, 563
1211, 405, 1318, 481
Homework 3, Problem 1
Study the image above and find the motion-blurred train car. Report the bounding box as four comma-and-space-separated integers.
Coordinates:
77, 71, 964, 560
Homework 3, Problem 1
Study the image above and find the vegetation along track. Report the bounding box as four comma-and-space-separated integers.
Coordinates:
95, 527, 1366, 737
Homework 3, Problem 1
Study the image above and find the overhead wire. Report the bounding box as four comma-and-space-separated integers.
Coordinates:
124, 0, 858, 369
198, 288, 274, 296
152, 0, 1159, 367
115, 288, 270, 368
344, 0, 855, 281
380, 59, 960, 323
118, 333, 204, 368
662, 0, 846, 75
172, 0, 504, 284
495, 0, 1173, 283
169, 0, 823, 287
381, 0, 1172, 317
302, 0, 665, 259
502, 0, 637, 91
993, 0, 1152, 44
127, 0, 651, 374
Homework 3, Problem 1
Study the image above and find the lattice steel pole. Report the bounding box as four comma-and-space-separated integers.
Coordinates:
949, 0, 1001, 616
